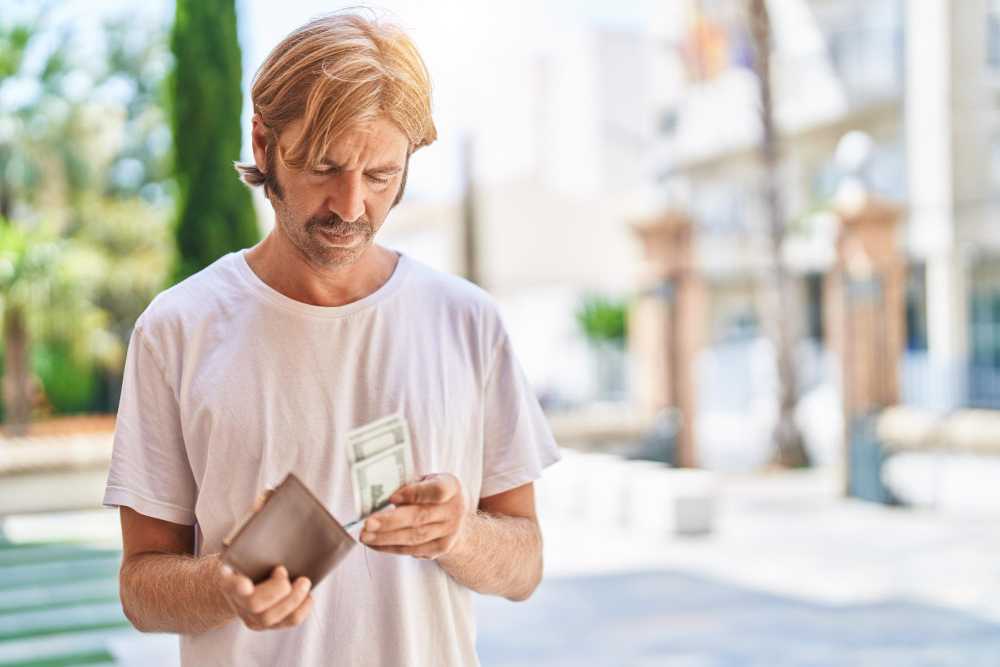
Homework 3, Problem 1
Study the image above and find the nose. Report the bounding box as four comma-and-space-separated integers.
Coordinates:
326, 172, 365, 223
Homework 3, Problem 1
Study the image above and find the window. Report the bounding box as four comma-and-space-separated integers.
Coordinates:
905, 263, 928, 352
825, 1, 904, 101
805, 273, 825, 343
989, 0, 1000, 68
969, 258, 1000, 407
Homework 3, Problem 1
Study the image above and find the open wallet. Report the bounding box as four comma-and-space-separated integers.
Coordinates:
220, 473, 357, 586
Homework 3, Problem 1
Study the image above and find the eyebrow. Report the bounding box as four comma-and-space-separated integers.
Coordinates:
314, 161, 403, 175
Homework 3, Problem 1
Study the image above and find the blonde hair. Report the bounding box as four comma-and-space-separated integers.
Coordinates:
234, 10, 437, 191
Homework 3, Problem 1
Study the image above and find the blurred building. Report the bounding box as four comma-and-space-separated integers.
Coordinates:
380, 9, 657, 406
375, 0, 1000, 469
904, 0, 1000, 411
635, 0, 908, 468
629, 0, 1000, 469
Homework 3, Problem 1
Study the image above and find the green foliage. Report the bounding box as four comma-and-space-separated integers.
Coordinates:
0, 5, 175, 417
33, 340, 99, 414
170, 0, 259, 283
0, 23, 31, 79
99, 22, 175, 205
0, 219, 112, 367
576, 294, 629, 344
74, 195, 173, 366
1, 5, 174, 216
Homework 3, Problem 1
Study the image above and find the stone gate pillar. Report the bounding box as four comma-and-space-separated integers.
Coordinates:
630, 211, 705, 468
825, 193, 906, 498
825, 194, 907, 412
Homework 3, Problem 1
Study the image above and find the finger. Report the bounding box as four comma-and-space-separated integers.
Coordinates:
364, 503, 451, 533
275, 593, 315, 628
368, 537, 449, 559
390, 474, 456, 505
258, 576, 312, 627
245, 565, 293, 614
220, 563, 254, 598
252, 488, 275, 512
362, 521, 450, 547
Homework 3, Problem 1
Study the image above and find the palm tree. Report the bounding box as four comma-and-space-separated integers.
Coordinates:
747, 0, 810, 467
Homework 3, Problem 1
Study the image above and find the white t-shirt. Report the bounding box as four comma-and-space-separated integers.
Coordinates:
103, 248, 560, 666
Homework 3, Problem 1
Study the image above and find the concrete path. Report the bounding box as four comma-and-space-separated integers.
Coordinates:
476, 463, 1000, 666
1, 457, 998, 665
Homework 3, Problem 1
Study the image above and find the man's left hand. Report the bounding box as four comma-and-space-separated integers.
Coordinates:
360, 473, 468, 560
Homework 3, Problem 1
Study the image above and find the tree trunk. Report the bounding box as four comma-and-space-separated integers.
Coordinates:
748, 0, 810, 468
3, 304, 32, 436
0, 171, 11, 222
460, 134, 481, 286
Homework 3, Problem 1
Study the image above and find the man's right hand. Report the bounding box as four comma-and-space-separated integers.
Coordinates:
219, 562, 313, 631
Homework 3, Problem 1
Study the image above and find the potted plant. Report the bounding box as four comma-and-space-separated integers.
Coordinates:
575, 294, 629, 401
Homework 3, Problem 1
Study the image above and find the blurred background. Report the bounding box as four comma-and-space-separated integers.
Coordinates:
1, 0, 999, 665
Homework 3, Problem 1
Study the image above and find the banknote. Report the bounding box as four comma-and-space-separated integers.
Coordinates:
346, 412, 415, 517
351, 443, 411, 516
346, 413, 411, 464
345, 413, 399, 448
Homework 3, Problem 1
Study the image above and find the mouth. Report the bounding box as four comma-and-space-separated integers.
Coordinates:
316, 226, 364, 246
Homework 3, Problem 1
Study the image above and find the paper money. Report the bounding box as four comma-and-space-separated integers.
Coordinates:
346, 413, 411, 464
346, 413, 415, 517
351, 445, 410, 516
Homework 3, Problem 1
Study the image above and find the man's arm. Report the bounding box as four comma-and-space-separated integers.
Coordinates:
118, 505, 314, 634
439, 484, 543, 601
361, 477, 543, 601
118, 506, 234, 634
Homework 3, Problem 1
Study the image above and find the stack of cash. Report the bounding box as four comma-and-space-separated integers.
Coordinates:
346, 413, 415, 519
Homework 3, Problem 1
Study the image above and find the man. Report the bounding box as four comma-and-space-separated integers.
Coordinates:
103, 11, 560, 666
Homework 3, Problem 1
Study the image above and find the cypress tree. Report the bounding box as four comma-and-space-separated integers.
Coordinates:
169, 0, 259, 283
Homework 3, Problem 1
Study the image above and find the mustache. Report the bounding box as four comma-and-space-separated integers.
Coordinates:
305, 213, 372, 235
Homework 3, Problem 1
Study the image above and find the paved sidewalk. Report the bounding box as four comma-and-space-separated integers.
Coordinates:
1, 458, 997, 665
476, 570, 1000, 666
476, 463, 1000, 666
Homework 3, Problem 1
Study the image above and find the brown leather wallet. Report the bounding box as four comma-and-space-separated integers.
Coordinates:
220, 473, 356, 586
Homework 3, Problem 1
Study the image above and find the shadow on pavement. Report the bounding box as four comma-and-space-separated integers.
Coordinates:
475, 569, 1000, 667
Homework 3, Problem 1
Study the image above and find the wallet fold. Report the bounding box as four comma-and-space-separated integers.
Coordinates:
221, 473, 356, 586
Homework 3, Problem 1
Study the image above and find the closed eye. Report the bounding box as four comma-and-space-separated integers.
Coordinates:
308, 167, 395, 185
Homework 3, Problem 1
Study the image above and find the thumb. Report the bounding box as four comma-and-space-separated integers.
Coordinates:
252, 488, 275, 512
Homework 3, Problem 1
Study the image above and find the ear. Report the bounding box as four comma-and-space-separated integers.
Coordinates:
251, 114, 270, 173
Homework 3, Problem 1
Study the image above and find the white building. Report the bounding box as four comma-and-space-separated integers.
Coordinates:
244, 1, 1000, 466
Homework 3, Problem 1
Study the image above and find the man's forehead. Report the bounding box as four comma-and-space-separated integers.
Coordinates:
281, 116, 409, 169
320, 132, 406, 169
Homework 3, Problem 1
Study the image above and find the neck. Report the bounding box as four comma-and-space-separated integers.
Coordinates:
244, 230, 398, 307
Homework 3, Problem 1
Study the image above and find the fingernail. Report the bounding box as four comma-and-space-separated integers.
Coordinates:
221, 564, 232, 576
366, 518, 380, 531
361, 532, 374, 543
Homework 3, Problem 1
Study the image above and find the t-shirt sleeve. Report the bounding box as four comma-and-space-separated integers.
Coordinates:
480, 332, 561, 499
102, 323, 197, 525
